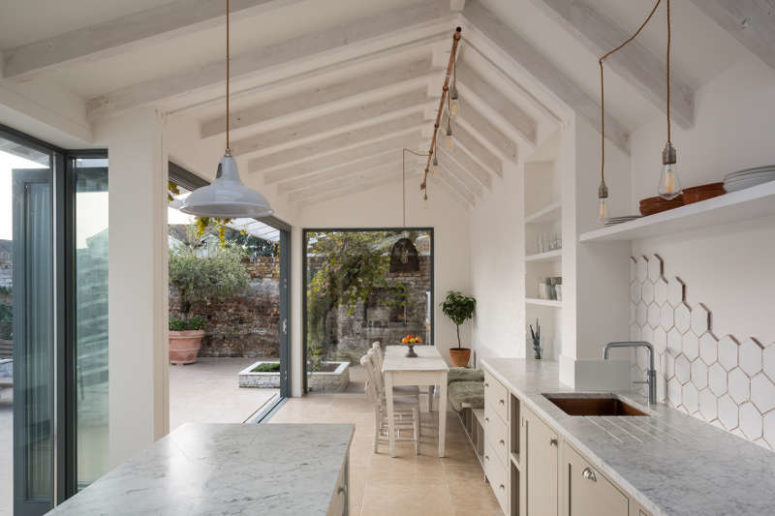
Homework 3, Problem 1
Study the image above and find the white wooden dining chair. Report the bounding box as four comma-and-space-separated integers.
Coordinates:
361, 350, 420, 454
370, 342, 420, 399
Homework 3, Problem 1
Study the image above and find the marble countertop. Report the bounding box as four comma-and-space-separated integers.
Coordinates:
481, 358, 775, 516
49, 423, 354, 515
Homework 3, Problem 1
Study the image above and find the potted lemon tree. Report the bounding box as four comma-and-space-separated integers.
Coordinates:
441, 291, 476, 367
168, 237, 249, 365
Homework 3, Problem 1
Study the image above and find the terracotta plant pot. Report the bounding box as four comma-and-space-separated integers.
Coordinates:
449, 347, 471, 367
169, 330, 205, 365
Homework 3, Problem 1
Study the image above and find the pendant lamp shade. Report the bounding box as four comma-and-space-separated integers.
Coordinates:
390, 236, 419, 273
180, 151, 274, 218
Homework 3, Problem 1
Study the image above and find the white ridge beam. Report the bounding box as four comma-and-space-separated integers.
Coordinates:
688, 0, 775, 72
530, 0, 694, 128
230, 88, 432, 156
455, 61, 537, 145
87, 0, 451, 118
463, 0, 630, 152
3, 0, 297, 79
260, 131, 420, 181
247, 112, 427, 172
201, 58, 434, 138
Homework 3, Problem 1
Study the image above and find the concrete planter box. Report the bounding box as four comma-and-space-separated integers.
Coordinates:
239, 360, 350, 392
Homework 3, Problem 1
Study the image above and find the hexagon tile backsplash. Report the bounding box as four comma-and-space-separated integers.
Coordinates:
629, 254, 775, 451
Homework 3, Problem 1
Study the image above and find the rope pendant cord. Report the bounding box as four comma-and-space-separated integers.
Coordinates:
598, 0, 662, 187
666, 0, 672, 145
226, 0, 230, 151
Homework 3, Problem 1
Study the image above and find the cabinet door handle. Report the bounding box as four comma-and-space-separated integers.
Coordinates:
485, 417, 490, 423
582, 467, 597, 482
337, 485, 346, 494
549, 438, 558, 447
499, 399, 505, 405
485, 455, 490, 461
499, 484, 506, 491
499, 439, 505, 446
485, 382, 490, 388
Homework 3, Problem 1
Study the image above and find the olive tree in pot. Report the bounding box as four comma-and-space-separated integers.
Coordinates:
441, 291, 476, 367
168, 237, 249, 365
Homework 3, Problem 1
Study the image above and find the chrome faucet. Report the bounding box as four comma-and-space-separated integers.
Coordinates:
603, 341, 657, 405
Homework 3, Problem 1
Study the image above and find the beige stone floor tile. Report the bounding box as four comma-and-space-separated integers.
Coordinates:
359, 483, 456, 516
270, 394, 500, 515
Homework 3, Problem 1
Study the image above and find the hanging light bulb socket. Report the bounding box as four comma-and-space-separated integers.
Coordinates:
658, 141, 681, 199
598, 181, 609, 221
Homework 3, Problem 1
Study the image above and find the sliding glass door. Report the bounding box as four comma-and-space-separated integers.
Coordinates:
1, 125, 108, 515
5, 139, 54, 516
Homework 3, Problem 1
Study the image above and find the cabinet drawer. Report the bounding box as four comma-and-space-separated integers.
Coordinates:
327, 459, 347, 516
484, 370, 508, 423
484, 402, 509, 465
564, 445, 627, 516
484, 439, 509, 513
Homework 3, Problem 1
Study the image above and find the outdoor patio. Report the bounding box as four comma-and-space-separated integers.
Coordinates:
169, 357, 279, 430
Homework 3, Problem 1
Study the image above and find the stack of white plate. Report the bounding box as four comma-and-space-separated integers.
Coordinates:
724, 165, 775, 192
604, 215, 642, 227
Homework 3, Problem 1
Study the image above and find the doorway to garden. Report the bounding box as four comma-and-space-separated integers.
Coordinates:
303, 228, 434, 393
167, 164, 290, 428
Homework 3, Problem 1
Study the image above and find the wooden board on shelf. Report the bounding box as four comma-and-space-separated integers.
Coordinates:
526, 298, 562, 308
579, 180, 775, 242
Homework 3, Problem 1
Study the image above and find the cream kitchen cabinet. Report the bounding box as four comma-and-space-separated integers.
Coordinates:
562, 444, 627, 516
525, 407, 558, 516
484, 370, 511, 515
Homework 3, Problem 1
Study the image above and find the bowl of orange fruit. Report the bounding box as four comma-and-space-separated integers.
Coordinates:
401, 334, 422, 357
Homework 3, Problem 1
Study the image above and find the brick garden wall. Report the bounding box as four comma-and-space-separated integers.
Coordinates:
170, 255, 281, 358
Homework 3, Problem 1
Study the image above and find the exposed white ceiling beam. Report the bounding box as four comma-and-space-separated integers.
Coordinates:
230, 88, 432, 156
432, 173, 476, 206
455, 61, 537, 145
456, 97, 518, 160
444, 112, 502, 177
278, 150, 398, 194
87, 0, 452, 118
530, 0, 694, 128
248, 112, 427, 172
688, 0, 775, 72
288, 163, 397, 202
294, 169, 412, 205
437, 147, 490, 190
201, 58, 435, 138
437, 157, 483, 198
260, 131, 420, 181
463, 0, 630, 153
438, 142, 493, 187
2, 0, 298, 79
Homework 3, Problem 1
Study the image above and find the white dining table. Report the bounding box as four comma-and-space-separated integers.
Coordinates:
382, 344, 449, 457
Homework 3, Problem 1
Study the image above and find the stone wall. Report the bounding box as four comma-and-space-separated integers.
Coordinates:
319, 256, 432, 363
170, 255, 280, 358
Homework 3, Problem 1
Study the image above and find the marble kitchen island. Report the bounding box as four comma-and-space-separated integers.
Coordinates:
49, 423, 353, 515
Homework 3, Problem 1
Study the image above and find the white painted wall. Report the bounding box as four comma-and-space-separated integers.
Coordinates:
95, 107, 169, 467
469, 160, 524, 360
629, 56, 775, 346
294, 178, 472, 382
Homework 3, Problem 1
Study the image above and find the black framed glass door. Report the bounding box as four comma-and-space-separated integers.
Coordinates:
1, 124, 109, 515
167, 163, 290, 422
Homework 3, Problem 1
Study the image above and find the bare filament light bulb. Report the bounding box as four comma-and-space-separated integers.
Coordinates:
658, 142, 681, 200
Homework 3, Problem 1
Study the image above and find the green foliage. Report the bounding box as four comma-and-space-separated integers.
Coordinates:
169, 316, 205, 331
306, 231, 408, 365
251, 362, 281, 373
169, 232, 250, 319
441, 291, 476, 348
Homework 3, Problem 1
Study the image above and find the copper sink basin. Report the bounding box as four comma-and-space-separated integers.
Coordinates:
543, 394, 647, 416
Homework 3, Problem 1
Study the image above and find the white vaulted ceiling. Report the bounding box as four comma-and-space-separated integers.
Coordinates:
0, 0, 762, 209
